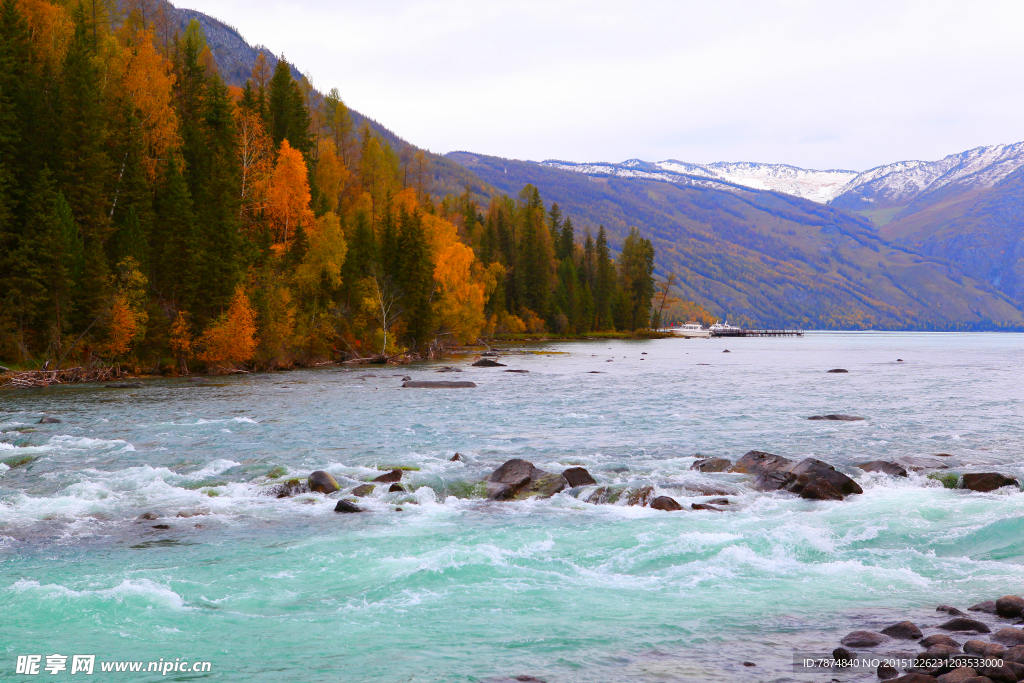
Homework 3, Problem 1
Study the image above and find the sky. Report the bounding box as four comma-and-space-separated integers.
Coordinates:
180, 0, 1024, 171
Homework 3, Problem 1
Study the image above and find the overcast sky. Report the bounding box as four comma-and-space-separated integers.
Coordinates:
181, 0, 1024, 171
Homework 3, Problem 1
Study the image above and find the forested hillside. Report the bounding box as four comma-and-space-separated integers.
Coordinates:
450, 152, 1024, 330
0, 0, 656, 372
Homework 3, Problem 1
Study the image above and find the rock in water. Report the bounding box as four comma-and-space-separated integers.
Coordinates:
504, 369, 529, 373
808, 414, 865, 421
37, 416, 61, 424
857, 460, 909, 477
827, 368, 849, 373
450, 453, 462, 461
691, 457, 731, 472
876, 662, 899, 679
649, 496, 683, 511
334, 500, 362, 513
730, 450, 795, 475
308, 470, 340, 494
562, 467, 597, 487
388, 484, 405, 493
105, 382, 143, 388
993, 628, 1024, 645
897, 456, 951, 471
832, 647, 855, 663
882, 621, 923, 640
962, 473, 1019, 492
403, 380, 476, 388
968, 601, 998, 614
351, 484, 375, 497
996, 595, 1024, 618
472, 358, 506, 367
921, 634, 961, 648
485, 459, 567, 501
372, 469, 403, 483
840, 631, 888, 647
690, 503, 722, 511
939, 618, 991, 633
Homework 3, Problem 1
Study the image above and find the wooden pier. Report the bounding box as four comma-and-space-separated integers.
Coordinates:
710, 329, 803, 338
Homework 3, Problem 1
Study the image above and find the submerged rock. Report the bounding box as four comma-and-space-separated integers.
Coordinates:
857, 460, 909, 477
691, 457, 731, 472
334, 500, 362, 513
351, 484, 375, 497
690, 503, 722, 511
309, 470, 340, 494
372, 469, 403, 483
403, 380, 476, 388
268, 478, 309, 498
562, 467, 596, 487
882, 621, 923, 640
485, 459, 567, 501
436, 366, 462, 373
650, 496, 683, 511
105, 382, 143, 388
840, 630, 888, 647
898, 456, 951, 471
962, 473, 1019, 493
939, 618, 991, 633
827, 368, 849, 373
937, 605, 967, 616
808, 414, 865, 421
472, 358, 506, 367
504, 369, 529, 373
37, 416, 61, 424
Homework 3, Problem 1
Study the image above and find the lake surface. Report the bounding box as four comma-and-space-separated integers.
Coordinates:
2, 333, 1023, 682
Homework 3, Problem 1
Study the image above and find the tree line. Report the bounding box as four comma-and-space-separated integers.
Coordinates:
0, 0, 657, 372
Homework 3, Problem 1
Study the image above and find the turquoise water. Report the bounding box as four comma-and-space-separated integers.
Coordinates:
2, 333, 1023, 682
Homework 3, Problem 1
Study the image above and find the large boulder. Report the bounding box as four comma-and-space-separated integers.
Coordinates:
962, 473, 1019, 493
731, 452, 862, 500
939, 618, 991, 633
485, 459, 567, 501
969, 601, 998, 614
372, 469, 403, 483
840, 630, 888, 647
992, 628, 1024, 646
650, 496, 683, 511
562, 467, 597, 487
786, 459, 864, 500
882, 621, 923, 640
309, 470, 340, 494
857, 460, 909, 477
691, 457, 731, 472
996, 595, 1024, 618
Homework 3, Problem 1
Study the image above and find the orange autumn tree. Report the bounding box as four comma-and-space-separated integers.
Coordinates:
236, 107, 273, 230
113, 26, 179, 179
169, 310, 193, 374
267, 139, 314, 244
199, 285, 258, 371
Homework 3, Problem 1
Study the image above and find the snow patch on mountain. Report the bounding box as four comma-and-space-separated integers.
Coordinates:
542, 142, 1024, 206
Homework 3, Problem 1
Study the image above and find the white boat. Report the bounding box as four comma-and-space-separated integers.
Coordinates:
709, 319, 743, 334
665, 321, 710, 338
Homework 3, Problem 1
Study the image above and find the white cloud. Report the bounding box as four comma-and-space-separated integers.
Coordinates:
180, 0, 1024, 170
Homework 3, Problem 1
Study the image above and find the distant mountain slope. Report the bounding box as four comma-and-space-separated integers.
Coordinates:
876, 167, 1024, 305
449, 152, 1024, 330
542, 159, 859, 203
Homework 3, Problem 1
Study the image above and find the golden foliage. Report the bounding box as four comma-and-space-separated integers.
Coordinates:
16, 0, 73, 70
236, 107, 273, 231
267, 139, 314, 243
199, 285, 258, 367
169, 310, 192, 356
315, 138, 350, 214
104, 297, 138, 359
114, 27, 179, 179
294, 212, 347, 296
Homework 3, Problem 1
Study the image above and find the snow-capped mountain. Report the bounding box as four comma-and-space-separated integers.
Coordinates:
541, 142, 1024, 207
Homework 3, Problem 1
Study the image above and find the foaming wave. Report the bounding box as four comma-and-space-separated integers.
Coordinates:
9, 578, 186, 609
